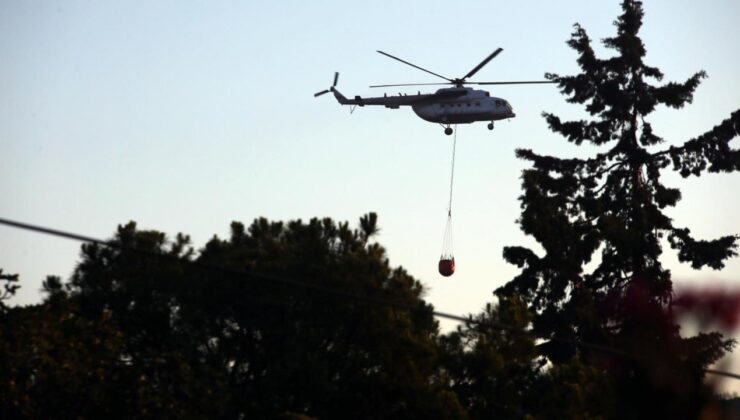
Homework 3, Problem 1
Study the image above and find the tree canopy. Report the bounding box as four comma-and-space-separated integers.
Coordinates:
1, 215, 466, 419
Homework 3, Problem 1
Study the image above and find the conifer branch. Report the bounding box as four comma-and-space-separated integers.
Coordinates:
650, 110, 740, 177
668, 228, 739, 270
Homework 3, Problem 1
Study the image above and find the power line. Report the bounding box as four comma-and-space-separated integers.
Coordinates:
1, 216, 738, 381
0, 217, 471, 324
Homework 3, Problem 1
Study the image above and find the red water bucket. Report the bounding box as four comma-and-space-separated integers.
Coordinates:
438, 258, 455, 277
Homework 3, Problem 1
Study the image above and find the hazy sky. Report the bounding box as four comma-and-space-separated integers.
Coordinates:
1, 0, 739, 391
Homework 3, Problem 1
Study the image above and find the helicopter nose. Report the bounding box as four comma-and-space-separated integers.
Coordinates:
505, 104, 515, 118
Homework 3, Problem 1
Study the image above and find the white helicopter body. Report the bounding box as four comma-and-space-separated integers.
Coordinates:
316, 49, 550, 135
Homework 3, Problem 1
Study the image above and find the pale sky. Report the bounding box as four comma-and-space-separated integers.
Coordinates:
1, 0, 738, 393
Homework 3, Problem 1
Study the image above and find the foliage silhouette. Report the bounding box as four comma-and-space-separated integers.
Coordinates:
496, 1, 738, 418
1, 215, 468, 419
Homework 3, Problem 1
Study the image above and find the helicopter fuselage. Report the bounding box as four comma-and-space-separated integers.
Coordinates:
411, 88, 515, 124
332, 87, 515, 126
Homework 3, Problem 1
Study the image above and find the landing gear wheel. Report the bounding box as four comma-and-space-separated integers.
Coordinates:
487, 122, 494, 130
444, 127, 453, 136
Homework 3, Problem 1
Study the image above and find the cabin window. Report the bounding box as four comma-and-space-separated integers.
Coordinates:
457, 103, 461, 107
466, 103, 471, 107
475, 102, 480, 106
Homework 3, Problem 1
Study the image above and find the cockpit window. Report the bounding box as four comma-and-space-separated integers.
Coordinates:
495, 100, 502, 107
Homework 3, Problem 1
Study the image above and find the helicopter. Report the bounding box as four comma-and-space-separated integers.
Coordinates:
314, 48, 554, 135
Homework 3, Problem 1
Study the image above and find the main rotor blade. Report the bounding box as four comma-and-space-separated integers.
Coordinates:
377, 50, 452, 82
462, 48, 503, 80
369, 82, 453, 88
332, 72, 339, 87
314, 89, 331, 97
469, 81, 557, 85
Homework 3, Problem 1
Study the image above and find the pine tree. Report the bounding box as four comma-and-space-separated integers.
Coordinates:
496, 1, 738, 417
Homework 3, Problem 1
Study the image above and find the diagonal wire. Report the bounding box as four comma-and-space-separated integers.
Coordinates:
0, 217, 469, 323
1, 216, 738, 381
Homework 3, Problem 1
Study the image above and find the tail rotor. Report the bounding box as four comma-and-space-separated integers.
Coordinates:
314, 72, 339, 97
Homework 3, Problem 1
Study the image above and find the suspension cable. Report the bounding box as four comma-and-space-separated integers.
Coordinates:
447, 125, 457, 217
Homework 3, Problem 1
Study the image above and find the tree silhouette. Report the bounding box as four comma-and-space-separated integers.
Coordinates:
439, 296, 540, 419
496, 1, 738, 417
0, 269, 19, 310
0, 215, 467, 419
